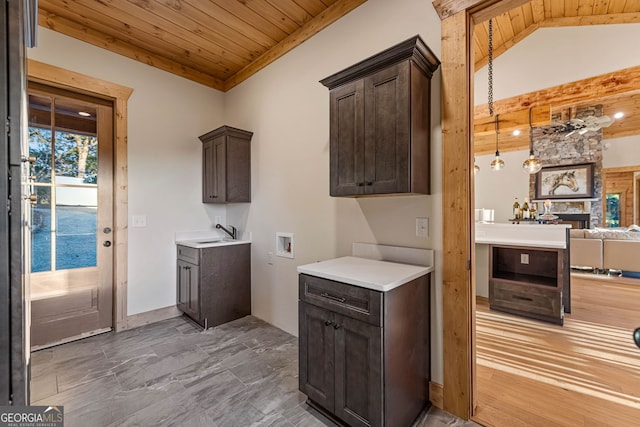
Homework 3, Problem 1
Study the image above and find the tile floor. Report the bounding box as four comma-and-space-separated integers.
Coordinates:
31, 315, 477, 427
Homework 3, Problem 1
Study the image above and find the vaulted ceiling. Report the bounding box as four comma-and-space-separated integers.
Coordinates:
473, 0, 640, 70
37, 0, 367, 92
471, 0, 640, 154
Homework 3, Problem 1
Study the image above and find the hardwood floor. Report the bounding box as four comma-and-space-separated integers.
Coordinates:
474, 273, 640, 427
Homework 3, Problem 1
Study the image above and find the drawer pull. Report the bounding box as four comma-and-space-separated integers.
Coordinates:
320, 292, 346, 303
512, 295, 533, 302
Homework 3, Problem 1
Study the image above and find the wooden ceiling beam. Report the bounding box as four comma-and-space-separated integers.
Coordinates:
474, 64, 640, 118
223, 0, 367, 91
540, 12, 640, 27
38, 10, 226, 91
432, 0, 531, 21
474, 105, 550, 135
474, 131, 529, 156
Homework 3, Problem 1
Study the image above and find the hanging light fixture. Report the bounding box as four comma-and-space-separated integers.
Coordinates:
522, 107, 542, 174
490, 114, 504, 171
487, 18, 504, 171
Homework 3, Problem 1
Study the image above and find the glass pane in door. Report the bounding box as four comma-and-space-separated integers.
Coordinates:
31, 186, 51, 273
55, 187, 97, 270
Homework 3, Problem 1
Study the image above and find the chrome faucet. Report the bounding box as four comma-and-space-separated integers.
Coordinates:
215, 223, 237, 240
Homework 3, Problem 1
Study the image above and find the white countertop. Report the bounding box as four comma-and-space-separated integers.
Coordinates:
475, 222, 570, 249
297, 256, 433, 292
175, 229, 251, 249
177, 238, 251, 249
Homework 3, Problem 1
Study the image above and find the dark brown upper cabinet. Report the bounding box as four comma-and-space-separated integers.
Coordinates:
199, 125, 252, 203
321, 36, 440, 197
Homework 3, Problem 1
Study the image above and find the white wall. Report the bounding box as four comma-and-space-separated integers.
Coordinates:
224, 0, 444, 383
603, 135, 640, 168
474, 24, 640, 103
474, 149, 531, 223
28, 28, 227, 315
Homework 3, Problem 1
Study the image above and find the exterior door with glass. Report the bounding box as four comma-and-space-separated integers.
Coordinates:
27, 84, 113, 348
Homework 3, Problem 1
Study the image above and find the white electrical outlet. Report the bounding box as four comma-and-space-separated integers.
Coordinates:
267, 252, 274, 265
416, 217, 429, 238
521, 253, 530, 264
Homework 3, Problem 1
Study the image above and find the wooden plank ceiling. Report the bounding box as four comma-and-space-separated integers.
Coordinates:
472, 0, 640, 155
38, 0, 367, 92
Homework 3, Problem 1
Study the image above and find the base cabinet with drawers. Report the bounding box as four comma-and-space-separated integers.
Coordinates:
298, 272, 430, 427
489, 244, 570, 325
177, 243, 250, 329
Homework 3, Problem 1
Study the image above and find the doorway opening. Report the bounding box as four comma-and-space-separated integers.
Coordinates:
27, 82, 114, 349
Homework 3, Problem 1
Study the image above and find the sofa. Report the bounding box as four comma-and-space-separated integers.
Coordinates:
570, 226, 640, 273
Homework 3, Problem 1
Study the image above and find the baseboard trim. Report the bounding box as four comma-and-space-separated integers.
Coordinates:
125, 305, 181, 330
429, 381, 443, 409
476, 295, 489, 304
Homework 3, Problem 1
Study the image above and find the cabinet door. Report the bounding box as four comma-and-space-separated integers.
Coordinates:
333, 314, 382, 427
363, 61, 410, 195
202, 136, 226, 203
299, 302, 335, 411
177, 260, 200, 321
329, 79, 365, 196
202, 139, 218, 203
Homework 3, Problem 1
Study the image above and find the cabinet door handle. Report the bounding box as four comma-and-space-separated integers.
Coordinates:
325, 320, 333, 326
357, 182, 364, 187
512, 295, 533, 302
333, 324, 342, 330
365, 181, 373, 186
320, 292, 346, 303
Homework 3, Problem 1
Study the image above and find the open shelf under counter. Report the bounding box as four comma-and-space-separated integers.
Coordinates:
489, 243, 570, 325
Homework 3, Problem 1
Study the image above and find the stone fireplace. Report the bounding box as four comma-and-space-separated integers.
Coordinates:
528, 105, 603, 228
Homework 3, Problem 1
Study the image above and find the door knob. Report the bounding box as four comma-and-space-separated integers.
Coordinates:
103, 227, 112, 234
103, 241, 112, 247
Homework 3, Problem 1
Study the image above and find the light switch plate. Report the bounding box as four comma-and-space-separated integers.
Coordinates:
416, 217, 429, 238
132, 215, 147, 227
521, 253, 530, 264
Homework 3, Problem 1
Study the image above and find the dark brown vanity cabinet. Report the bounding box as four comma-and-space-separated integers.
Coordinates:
320, 36, 440, 197
489, 244, 570, 325
199, 125, 252, 203
177, 243, 251, 329
298, 272, 430, 427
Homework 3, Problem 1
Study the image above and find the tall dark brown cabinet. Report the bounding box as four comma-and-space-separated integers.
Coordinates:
199, 125, 252, 203
320, 36, 440, 197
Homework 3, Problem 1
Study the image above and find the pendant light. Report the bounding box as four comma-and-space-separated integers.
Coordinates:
487, 19, 504, 172
490, 114, 504, 171
522, 107, 542, 174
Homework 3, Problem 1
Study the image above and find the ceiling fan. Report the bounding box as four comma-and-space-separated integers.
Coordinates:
542, 114, 614, 137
